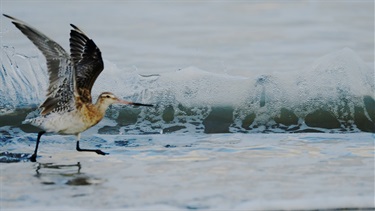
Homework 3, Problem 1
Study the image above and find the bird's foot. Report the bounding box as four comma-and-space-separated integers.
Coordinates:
76, 147, 108, 155
76, 142, 108, 156
29, 154, 37, 162
95, 150, 109, 156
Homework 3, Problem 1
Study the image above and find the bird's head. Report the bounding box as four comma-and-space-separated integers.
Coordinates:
97, 92, 153, 110
98, 92, 123, 106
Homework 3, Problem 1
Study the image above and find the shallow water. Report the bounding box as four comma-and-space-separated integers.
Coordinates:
1, 1, 374, 210
1, 133, 374, 210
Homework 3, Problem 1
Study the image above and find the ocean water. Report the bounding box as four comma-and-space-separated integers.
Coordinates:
1, 1, 374, 210
0, 133, 374, 210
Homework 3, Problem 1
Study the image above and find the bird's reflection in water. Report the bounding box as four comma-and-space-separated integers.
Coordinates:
34, 162, 100, 186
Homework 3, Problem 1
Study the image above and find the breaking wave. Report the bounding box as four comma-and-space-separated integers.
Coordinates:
1, 47, 374, 133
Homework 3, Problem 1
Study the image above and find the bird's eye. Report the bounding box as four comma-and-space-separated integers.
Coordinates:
106, 95, 110, 98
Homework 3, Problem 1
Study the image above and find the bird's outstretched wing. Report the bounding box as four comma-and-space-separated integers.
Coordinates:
3, 14, 76, 115
70, 24, 104, 103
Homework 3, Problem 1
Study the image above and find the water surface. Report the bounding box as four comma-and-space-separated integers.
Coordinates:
1, 1, 374, 210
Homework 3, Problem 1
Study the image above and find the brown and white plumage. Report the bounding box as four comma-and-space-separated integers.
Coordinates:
4, 14, 153, 162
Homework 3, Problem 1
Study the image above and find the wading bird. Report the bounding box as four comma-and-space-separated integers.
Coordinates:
4, 14, 153, 162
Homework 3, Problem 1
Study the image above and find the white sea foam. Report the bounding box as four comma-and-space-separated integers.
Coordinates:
1, 47, 374, 132
2, 47, 372, 111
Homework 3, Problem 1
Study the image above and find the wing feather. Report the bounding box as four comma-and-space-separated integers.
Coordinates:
3, 14, 76, 115
69, 24, 104, 103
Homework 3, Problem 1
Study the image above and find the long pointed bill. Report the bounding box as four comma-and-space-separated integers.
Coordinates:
117, 99, 154, 107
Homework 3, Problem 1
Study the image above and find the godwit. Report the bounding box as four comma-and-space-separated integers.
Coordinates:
4, 14, 153, 162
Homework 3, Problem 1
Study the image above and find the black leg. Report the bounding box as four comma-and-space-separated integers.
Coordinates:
75, 134, 108, 155
30, 131, 45, 162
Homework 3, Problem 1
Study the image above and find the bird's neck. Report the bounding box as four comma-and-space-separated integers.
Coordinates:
95, 99, 111, 116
